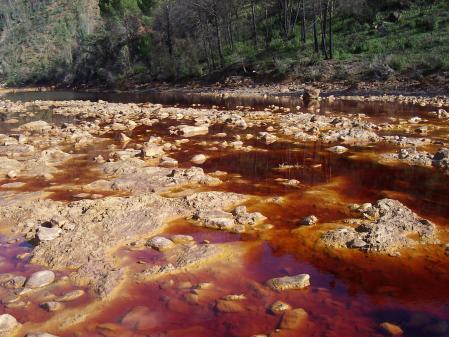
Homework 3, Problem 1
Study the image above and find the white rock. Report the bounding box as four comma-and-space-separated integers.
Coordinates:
0, 314, 19, 335
146, 236, 175, 251
326, 146, 348, 154
191, 154, 207, 165
177, 125, 209, 137
37, 226, 61, 241
25, 270, 55, 289
160, 157, 178, 168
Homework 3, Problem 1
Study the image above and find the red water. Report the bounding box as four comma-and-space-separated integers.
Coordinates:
1, 93, 449, 337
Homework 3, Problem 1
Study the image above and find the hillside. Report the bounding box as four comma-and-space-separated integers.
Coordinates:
0, 0, 448, 89
0, 0, 99, 85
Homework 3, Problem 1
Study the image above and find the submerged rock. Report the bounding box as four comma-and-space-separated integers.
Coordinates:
280, 308, 308, 330
270, 301, 292, 315
26, 333, 59, 337
216, 299, 244, 313
40, 301, 64, 312
121, 306, 159, 330
326, 145, 348, 154
266, 274, 310, 291
299, 215, 318, 226
379, 322, 403, 336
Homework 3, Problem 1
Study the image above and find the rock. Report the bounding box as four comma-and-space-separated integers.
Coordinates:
146, 236, 175, 251
379, 322, 403, 336
216, 300, 244, 313
40, 301, 64, 312
37, 226, 62, 241
177, 125, 209, 137
222, 294, 246, 301
142, 144, 165, 158
116, 133, 131, 143
280, 308, 308, 330
326, 146, 348, 154
160, 157, 178, 168
26, 333, 59, 337
1, 275, 26, 289
432, 148, 449, 170
193, 210, 236, 231
303, 87, 320, 100
233, 206, 267, 226
171, 235, 194, 244
387, 148, 433, 166
0, 314, 19, 335
321, 199, 437, 252
25, 270, 56, 289
184, 293, 199, 304
259, 132, 277, 145
408, 117, 421, 124
6, 170, 17, 178
55, 289, 85, 302
270, 301, 292, 315
266, 274, 310, 291
299, 215, 318, 226
191, 154, 207, 165
19, 120, 51, 132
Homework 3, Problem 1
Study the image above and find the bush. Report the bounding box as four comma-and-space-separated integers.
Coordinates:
387, 54, 409, 71
414, 15, 437, 31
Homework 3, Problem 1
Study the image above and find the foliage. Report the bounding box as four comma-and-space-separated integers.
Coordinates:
1, 0, 449, 86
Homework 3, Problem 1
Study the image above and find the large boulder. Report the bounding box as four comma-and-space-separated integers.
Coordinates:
321, 199, 437, 253
432, 148, 449, 170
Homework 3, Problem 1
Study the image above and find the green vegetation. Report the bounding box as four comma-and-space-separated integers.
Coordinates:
0, 0, 448, 86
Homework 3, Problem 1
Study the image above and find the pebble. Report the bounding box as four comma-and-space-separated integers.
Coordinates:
270, 301, 292, 314
299, 215, 318, 226
40, 301, 64, 312
379, 322, 403, 336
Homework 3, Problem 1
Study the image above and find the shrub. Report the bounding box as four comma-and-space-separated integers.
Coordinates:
414, 15, 437, 31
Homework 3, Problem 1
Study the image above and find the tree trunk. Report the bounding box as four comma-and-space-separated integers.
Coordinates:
312, 3, 319, 53
301, 0, 306, 44
320, 0, 329, 59
164, 4, 173, 57
213, 14, 225, 67
251, 0, 258, 47
328, 0, 333, 59
264, 5, 270, 46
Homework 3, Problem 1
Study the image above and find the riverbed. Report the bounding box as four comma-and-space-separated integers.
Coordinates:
0, 90, 449, 337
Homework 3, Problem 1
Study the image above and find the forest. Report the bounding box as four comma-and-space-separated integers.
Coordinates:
0, 0, 448, 86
